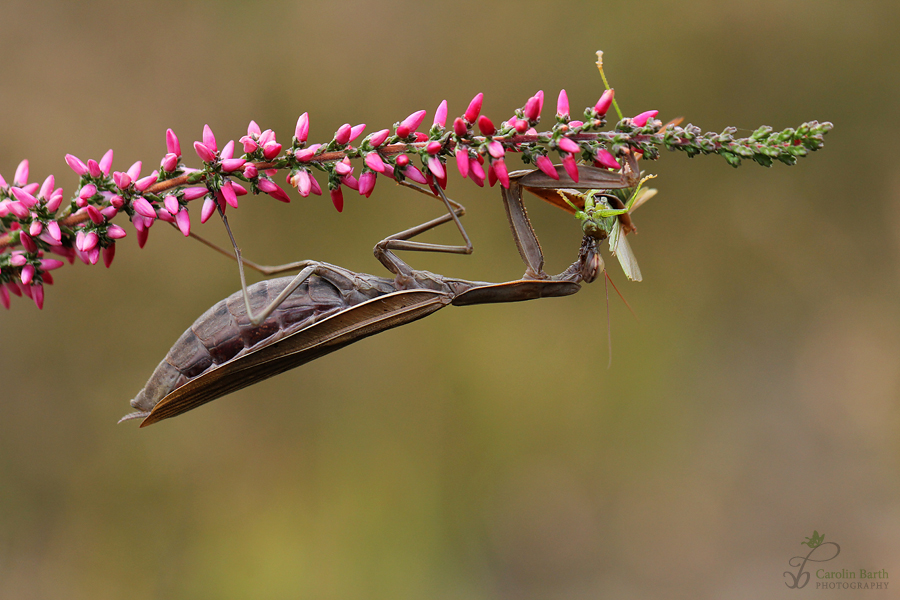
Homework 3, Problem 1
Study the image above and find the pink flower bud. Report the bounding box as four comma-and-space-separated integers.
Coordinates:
20, 264, 35, 285
334, 123, 352, 145
594, 89, 614, 115
477, 115, 495, 136
47, 220, 62, 242
309, 174, 322, 196
11, 253, 27, 267
535, 155, 559, 180
395, 154, 410, 167
364, 152, 386, 173
469, 157, 485, 183
349, 124, 366, 143
632, 110, 659, 127
368, 129, 390, 147
595, 148, 622, 170
556, 89, 569, 117
13, 160, 28, 186
487, 164, 497, 187
126, 161, 142, 181
8, 201, 29, 218
106, 224, 126, 239
464, 93, 483, 123
404, 165, 428, 184
65, 154, 88, 176
87, 205, 103, 224
523, 94, 541, 122
358, 171, 376, 197
221, 158, 247, 172
434, 100, 448, 128
258, 178, 291, 203
82, 231, 99, 252
492, 159, 509, 188
569, 120, 583, 128
426, 156, 445, 179
426, 141, 442, 155
293, 170, 311, 197
455, 148, 469, 178
40, 258, 64, 271
453, 117, 467, 137
262, 141, 282, 160
240, 135, 258, 153
193, 141, 216, 162
161, 153, 179, 172
163, 195, 180, 215
182, 187, 208, 201
487, 141, 504, 159
175, 209, 191, 236
330, 186, 344, 212
221, 182, 238, 208
100, 206, 118, 220
11, 187, 37, 207
136, 227, 149, 249
243, 163, 258, 179
341, 174, 359, 191
135, 173, 159, 192
133, 196, 157, 219
334, 157, 353, 176
103, 243, 116, 268
19, 232, 36, 252
535, 90, 544, 114
200, 197, 217, 223
156, 208, 174, 223
232, 182, 248, 196
38, 175, 54, 201
78, 184, 97, 200
99, 149, 114, 175
514, 118, 529, 133
400, 110, 427, 135
295, 113, 309, 143
202, 124, 217, 152
247, 120, 261, 136
166, 129, 181, 156
562, 154, 579, 182
87, 159, 102, 178
32, 283, 44, 309
29, 220, 42, 236
46, 193, 63, 213
557, 137, 580, 154
113, 172, 132, 190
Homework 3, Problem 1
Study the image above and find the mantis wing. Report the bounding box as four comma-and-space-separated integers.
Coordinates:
608, 218, 642, 282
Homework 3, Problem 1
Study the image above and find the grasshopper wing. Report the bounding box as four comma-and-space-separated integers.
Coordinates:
608, 218, 642, 282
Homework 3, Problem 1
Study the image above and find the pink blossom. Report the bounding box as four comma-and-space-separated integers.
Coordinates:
7, 201, 29, 219
492, 159, 509, 188
47, 220, 62, 243
11, 187, 37, 208
200, 197, 217, 223
330, 186, 344, 212
19, 232, 37, 253
221, 158, 247, 172
10, 253, 27, 267
632, 110, 659, 127
113, 172, 132, 190
135, 172, 159, 192
309, 174, 322, 196
133, 196, 157, 219
334, 123, 352, 145
221, 182, 238, 208
535, 155, 559, 180
368, 128, 390, 147
166, 129, 181, 156
464, 93, 483, 123
243, 163, 258, 179
523, 94, 541, 122
220, 140, 235, 160
334, 157, 353, 176
78, 183, 97, 200
397, 110, 427, 138
202, 124, 217, 152
161, 153, 179, 172
232, 183, 248, 196
82, 231, 99, 252
425, 141, 442, 155
247, 120, 262, 136
453, 117, 467, 137
404, 165, 427, 184
514, 119, 529, 133
293, 170, 312, 197
38, 175, 54, 201
469, 158, 486, 186
594, 89, 614, 116
194, 141, 216, 162
434, 100, 448, 128
87, 159, 102, 178
164, 195, 180, 215
358, 171, 376, 197
364, 152, 386, 173
595, 148, 622, 170
157, 208, 174, 223
100, 206, 118, 220
557, 137, 580, 154
175, 209, 191, 236
562, 154, 579, 182
487, 141, 504, 159
11, 160, 27, 186
65, 154, 88, 176
426, 156, 445, 179
395, 154, 410, 167
455, 148, 470, 178
86, 205, 103, 224
20, 264, 35, 285
262, 141, 282, 160
29, 220, 42, 237
103, 243, 116, 268
99, 149, 113, 175
349, 124, 366, 143
31, 284, 44, 309
341, 174, 359, 191
557, 89, 569, 118
182, 187, 208, 201
45, 193, 63, 213
295, 113, 310, 143
240, 135, 258, 153
258, 178, 291, 203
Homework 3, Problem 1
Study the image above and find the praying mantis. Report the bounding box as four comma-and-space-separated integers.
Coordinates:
121, 155, 652, 427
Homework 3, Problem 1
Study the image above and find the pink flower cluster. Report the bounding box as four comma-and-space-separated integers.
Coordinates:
1, 87, 661, 310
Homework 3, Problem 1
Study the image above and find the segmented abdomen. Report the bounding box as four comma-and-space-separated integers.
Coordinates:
129, 272, 392, 414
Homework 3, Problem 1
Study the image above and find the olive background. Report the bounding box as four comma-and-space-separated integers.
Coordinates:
1, 1, 897, 599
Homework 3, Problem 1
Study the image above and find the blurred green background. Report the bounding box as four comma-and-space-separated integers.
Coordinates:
1, 1, 897, 598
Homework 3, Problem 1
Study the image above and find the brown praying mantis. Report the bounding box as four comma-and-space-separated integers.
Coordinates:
121, 154, 652, 427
